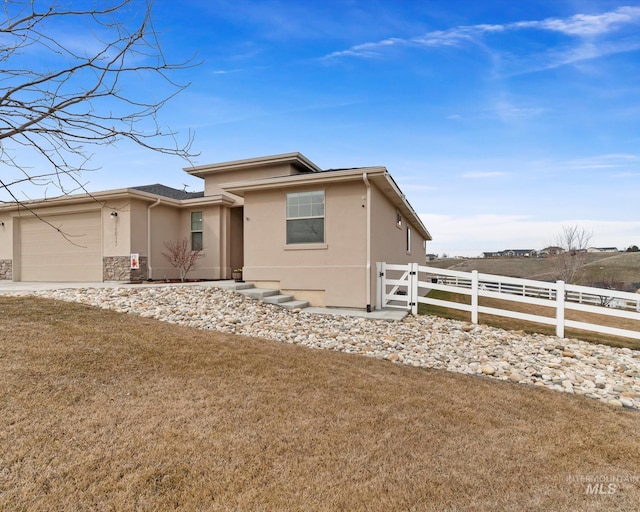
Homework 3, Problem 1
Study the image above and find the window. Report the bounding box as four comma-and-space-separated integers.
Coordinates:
396, 210, 402, 229
286, 191, 324, 244
191, 211, 203, 251
406, 227, 411, 254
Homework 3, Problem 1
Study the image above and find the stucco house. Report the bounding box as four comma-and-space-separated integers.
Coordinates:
0, 152, 431, 309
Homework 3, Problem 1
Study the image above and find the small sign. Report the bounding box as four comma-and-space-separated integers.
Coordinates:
130, 253, 140, 269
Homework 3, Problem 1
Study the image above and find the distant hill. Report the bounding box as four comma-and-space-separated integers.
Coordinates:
426, 253, 640, 291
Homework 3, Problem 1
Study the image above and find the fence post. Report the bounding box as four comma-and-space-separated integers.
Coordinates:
410, 262, 419, 315
376, 262, 384, 310
556, 280, 565, 338
471, 270, 479, 324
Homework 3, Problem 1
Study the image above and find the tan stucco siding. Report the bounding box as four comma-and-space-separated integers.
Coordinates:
103, 200, 132, 256
370, 183, 428, 306
148, 203, 236, 281
129, 199, 150, 255
243, 181, 368, 308
193, 205, 224, 279
149, 204, 182, 280
175, 205, 228, 280
204, 163, 304, 196
0, 212, 12, 260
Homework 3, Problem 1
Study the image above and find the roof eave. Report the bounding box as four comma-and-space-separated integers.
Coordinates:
185, 152, 322, 177
372, 172, 432, 241
0, 187, 235, 212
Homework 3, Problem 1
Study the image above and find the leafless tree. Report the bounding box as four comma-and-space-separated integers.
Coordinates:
161, 238, 203, 282
0, 0, 197, 209
550, 225, 592, 283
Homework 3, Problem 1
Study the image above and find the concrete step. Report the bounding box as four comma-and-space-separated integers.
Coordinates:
237, 288, 279, 299
278, 300, 310, 310
263, 294, 294, 305
213, 281, 255, 291
225, 282, 309, 311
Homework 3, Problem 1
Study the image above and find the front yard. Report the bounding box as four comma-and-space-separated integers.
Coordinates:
1, 296, 639, 511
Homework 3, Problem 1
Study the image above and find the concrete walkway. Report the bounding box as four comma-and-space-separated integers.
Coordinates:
0, 280, 408, 321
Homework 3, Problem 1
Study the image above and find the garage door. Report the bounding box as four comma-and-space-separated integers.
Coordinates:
20, 212, 102, 281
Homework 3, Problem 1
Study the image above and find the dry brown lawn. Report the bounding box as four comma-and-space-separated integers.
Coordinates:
1, 296, 639, 511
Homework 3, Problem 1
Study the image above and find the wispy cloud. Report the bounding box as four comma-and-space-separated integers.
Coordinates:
211, 69, 242, 75
514, 6, 640, 36
322, 5, 640, 68
560, 153, 640, 171
492, 101, 548, 121
462, 171, 507, 178
323, 25, 504, 59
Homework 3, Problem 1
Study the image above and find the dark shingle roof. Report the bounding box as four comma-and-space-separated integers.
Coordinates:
131, 184, 204, 200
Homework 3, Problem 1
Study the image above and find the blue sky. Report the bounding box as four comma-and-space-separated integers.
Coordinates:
6, 1, 640, 256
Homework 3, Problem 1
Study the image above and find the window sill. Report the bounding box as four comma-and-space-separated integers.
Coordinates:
284, 243, 328, 251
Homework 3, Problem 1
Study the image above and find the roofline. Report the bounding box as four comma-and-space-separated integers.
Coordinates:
379, 171, 432, 241
220, 167, 432, 241
0, 187, 235, 212
219, 167, 386, 192
185, 152, 322, 177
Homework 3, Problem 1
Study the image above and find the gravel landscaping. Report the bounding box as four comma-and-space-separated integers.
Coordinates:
26, 284, 640, 410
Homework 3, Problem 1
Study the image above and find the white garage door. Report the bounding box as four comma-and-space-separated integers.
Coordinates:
20, 212, 102, 281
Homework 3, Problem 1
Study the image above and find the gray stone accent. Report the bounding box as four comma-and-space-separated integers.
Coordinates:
103, 256, 148, 282
0, 259, 12, 280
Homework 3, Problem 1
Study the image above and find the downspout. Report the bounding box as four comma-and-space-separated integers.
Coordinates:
147, 198, 161, 280
363, 172, 372, 312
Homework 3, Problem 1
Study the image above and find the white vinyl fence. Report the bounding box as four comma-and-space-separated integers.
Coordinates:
376, 262, 640, 340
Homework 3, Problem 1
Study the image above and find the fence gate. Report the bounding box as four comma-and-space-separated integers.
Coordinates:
376, 262, 419, 312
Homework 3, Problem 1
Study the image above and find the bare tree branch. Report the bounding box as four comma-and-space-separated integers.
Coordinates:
550, 225, 593, 284
0, 0, 199, 208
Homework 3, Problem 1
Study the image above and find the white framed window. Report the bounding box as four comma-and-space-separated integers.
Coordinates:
191, 211, 203, 251
286, 191, 325, 244
396, 210, 402, 229
406, 227, 411, 254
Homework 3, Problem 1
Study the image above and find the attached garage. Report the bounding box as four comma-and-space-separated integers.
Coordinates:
19, 211, 103, 281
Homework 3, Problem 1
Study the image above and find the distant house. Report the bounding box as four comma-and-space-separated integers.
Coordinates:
587, 247, 618, 253
483, 249, 536, 258
540, 246, 564, 256
0, 152, 431, 310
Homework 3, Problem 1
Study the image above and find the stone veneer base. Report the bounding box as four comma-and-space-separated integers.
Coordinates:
103, 256, 148, 282
0, 259, 12, 280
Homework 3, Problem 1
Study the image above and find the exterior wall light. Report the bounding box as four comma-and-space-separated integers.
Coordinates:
110, 211, 118, 218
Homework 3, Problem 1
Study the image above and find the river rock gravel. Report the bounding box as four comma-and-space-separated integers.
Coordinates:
22, 285, 640, 410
